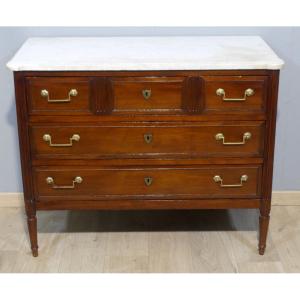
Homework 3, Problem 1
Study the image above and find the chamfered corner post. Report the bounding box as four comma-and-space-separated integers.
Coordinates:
14, 71, 38, 257
258, 70, 280, 255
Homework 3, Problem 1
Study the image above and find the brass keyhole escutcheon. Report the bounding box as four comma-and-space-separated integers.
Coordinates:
142, 89, 151, 100
144, 133, 153, 144
144, 177, 153, 186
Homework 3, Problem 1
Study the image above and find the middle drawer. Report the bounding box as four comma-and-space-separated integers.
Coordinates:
30, 122, 265, 159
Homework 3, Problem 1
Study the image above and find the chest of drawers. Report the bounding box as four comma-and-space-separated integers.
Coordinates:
7, 36, 284, 257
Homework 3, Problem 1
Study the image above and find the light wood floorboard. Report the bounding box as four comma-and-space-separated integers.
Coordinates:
0, 206, 299, 272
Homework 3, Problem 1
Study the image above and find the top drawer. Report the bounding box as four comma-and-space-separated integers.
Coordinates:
111, 77, 184, 114
202, 76, 268, 114
26, 77, 91, 115
25, 74, 268, 116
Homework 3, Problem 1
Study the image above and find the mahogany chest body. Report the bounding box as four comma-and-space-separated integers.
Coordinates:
8, 37, 283, 256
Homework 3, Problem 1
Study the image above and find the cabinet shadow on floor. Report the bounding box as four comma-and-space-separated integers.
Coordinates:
36, 209, 259, 233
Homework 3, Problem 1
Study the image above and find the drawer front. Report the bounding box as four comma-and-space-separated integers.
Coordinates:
30, 122, 265, 159
25, 75, 268, 116
110, 77, 185, 114
33, 165, 262, 200
202, 76, 268, 113
26, 77, 91, 114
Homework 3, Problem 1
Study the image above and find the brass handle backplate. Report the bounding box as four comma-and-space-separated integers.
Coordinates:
213, 174, 248, 188
144, 177, 153, 186
216, 88, 254, 102
41, 89, 78, 103
46, 176, 83, 189
144, 133, 153, 144
215, 132, 251, 145
142, 89, 151, 100
43, 134, 80, 147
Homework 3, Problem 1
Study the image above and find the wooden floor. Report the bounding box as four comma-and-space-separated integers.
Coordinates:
0, 205, 299, 272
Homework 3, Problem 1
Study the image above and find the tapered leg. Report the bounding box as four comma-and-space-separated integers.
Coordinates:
27, 212, 38, 257
258, 213, 270, 255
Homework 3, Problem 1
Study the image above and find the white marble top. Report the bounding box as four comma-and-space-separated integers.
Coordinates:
7, 36, 284, 71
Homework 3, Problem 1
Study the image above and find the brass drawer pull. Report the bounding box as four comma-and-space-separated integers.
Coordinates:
216, 88, 254, 102
46, 176, 83, 189
215, 132, 251, 145
213, 174, 248, 188
144, 133, 153, 144
41, 89, 78, 103
43, 134, 80, 147
144, 177, 153, 186
142, 89, 151, 100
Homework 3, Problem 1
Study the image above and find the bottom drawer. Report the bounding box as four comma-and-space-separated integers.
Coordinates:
33, 165, 262, 201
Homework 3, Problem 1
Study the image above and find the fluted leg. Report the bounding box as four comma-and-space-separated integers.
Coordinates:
27, 213, 38, 257
258, 213, 270, 255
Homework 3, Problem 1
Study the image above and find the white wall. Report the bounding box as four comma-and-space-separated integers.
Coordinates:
0, 27, 298, 192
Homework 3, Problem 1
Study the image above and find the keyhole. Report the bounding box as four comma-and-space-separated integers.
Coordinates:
144, 133, 153, 144
142, 89, 151, 100
144, 177, 153, 186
